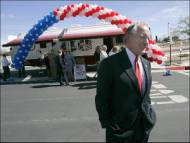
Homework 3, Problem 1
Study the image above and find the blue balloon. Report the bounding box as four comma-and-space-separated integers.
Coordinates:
13, 11, 58, 69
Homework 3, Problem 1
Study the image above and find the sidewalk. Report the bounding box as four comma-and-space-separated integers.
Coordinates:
1, 62, 189, 85
151, 61, 190, 70
0, 73, 97, 85
0, 75, 56, 85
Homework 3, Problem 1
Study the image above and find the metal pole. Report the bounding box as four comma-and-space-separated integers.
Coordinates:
168, 22, 172, 66
170, 44, 172, 66
168, 22, 170, 39
179, 48, 182, 64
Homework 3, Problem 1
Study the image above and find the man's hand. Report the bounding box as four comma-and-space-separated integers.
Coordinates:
110, 124, 121, 131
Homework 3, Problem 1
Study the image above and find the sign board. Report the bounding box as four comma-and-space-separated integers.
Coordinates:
74, 64, 87, 80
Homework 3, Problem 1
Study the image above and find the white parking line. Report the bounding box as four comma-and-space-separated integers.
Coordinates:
150, 89, 157, 92
159, 89, 174, 94
152, 84, 167, 89
151, 95, 167, 99
151, 93, 162, 96
151, 70, 166, 73
169, 95, 189, 103
177, 71, 190, 76
156, 101, 174, 104
152, 81, 159, 84
150, 81, 189, 105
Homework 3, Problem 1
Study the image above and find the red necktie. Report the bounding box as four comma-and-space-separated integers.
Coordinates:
135, 56, 142, 92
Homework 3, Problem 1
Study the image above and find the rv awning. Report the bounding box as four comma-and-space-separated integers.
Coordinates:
3, 26, 125, 47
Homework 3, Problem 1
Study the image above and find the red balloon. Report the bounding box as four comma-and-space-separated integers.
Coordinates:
122, 27, 127, 33
67, 6, 71, 12
100, 6, 104, 10
96, 6, 100, 11
157, 60, 162, 64
53, 9, 58, 16
98, 15, 103, 19
148, 39, 156, 44
60, 12, 66, 20
81, 4, 85, 9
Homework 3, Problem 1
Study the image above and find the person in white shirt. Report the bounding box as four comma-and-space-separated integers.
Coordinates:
1, 54, 11, 81
100, 45, 108, 62
108, 46, 120, 56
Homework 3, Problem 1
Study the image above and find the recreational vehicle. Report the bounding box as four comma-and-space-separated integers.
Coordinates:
3, 23, 125, 68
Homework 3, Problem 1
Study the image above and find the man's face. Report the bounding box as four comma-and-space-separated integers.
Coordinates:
127, 25, 150, 55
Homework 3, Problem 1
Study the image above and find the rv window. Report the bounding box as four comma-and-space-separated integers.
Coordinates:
85, 39, 92, 50
78, 40, 85, 51
71, 40, 76, 51
40, 42, 46, 49
61, 42, 66, 49
116, 36, 123, 44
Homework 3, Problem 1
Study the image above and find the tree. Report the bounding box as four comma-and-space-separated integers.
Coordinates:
172, 35, 180, 41
177, 16, 190, 36
163, 37, 170, 42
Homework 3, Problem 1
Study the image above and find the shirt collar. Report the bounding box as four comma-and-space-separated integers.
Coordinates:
125, 47, 136, 66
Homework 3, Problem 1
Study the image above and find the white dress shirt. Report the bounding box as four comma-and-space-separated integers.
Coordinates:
100, 51, 108, 62
1, 57, 10, 67
125, 48, 146, 93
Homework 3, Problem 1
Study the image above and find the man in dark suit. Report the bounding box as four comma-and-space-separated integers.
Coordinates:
95, 22, 156, 142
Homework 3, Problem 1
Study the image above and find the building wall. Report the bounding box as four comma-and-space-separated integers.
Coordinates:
9, 35, 124, 66
92, 38, 103, 49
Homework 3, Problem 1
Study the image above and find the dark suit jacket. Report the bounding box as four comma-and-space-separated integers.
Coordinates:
95, 49, 156, 135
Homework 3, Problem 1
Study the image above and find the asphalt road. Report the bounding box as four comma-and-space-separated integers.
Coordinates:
1, 71, 189, 142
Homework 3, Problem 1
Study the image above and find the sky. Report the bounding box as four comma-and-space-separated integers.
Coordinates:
1, 0, 189, 48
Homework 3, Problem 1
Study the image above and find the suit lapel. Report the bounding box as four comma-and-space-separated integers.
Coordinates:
118, 49, 140, 93
141, 57, 150, 97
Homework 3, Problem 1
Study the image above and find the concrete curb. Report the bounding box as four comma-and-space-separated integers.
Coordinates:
0, 78, 56, 85
152, 65, 190, 71
0, 77, 96, 85
1, 66, 189, 85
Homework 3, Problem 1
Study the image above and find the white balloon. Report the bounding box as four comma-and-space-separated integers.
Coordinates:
112, 16, 119, 20
88, 5, 93, 10
57, 10, 63, 17
70, 5, 78, 13
99, 11, 104, 15
59, 6, 66, 12
78, 3, 82, 7
84, 7, 90, 13
105, 17, 113, 22
116, 24, 125, 29
79, 10, 86, 16
91, 12, 99, 18
93, 4, 98, 8
101, 9, 108, 15
66, 11, 72, 18
126, 23, 132, 28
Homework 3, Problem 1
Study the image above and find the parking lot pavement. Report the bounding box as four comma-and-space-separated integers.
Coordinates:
1, 71, 189, 142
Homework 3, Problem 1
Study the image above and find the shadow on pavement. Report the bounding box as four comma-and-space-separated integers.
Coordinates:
31, 84, 60, 88
71, 81, 97, 90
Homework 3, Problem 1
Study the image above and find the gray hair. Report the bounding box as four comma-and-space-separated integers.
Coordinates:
112, 46, 120, 52
102, 45, 107, 50
126, 21, 151, 35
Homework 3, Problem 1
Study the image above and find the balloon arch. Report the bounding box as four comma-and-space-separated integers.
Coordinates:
12, 3, 166, 70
